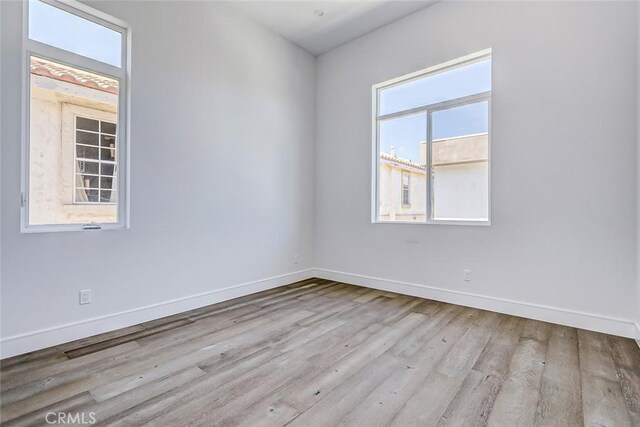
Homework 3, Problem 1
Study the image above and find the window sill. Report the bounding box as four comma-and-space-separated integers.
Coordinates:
372, 219, 491, 227
63, 202, 117, 206
21, 223, 127, 233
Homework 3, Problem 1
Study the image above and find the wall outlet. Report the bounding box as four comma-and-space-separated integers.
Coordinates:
293, 254, 300, 265
79, 289, 92, 305
463, 270, 471, 282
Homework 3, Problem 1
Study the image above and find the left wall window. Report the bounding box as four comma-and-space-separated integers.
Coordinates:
24, 0, 129, 231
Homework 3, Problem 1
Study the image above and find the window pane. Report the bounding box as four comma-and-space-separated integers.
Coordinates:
378, 112, 426, 222
101, 121, 116, 134
85, 189, 99, 202
29, 56, 118, 225
78, 161, 99, 175
101, 134, 116, 147
28, 0, 122, 67
77, 145, 99, 160
101, 163, 115, 176
100, 190, 113, 203
432, 102, 488, 139
100, 177, 114, 190
100, 148, 115, 161
431, 101, 489, 221
80, 174, 99, 189
75, 189, 88, 201
76, 118, 99, 132
76, 130, 99, 146
379, 59, 491, 116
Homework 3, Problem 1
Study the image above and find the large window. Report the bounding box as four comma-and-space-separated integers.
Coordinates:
373, 50, 491, 224
23, 0, 129, 231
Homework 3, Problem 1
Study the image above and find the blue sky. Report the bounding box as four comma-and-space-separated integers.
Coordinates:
380, 113, 426, 163
29, 0, 121, 67
379, 59, 490, 163
379, 59, 491, 116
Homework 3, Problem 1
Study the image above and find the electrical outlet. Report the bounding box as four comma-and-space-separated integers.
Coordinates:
463, 270, 471, 282
79, 289, 92, 305
294, 254, 300, 265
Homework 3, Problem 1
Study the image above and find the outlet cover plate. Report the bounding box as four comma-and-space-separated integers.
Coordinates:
79, 289, 92, 305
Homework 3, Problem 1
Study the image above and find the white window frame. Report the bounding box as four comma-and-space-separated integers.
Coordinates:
73, 115, 118, 205
371, 49, 492, 226
21, 0, 130, 232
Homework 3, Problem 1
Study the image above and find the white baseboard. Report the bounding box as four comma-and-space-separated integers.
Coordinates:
2, 267, 637, 359
312, 268, 638, 339
0, 269, 315, 359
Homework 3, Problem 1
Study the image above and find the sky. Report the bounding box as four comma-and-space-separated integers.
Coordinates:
29, 0, 121, 67
379, 59, 491, 116
379, 59, 490, 163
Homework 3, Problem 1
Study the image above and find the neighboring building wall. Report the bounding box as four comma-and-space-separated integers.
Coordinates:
379, 162, 426, 221
29, 87, 62, 225
379, 134, 488, 221
432, 133, 488, 220
29, 75, 117, 224
433, 161, 488, 220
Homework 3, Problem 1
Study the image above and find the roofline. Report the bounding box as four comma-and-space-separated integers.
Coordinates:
432, 132, 488, 143
30, 58, 118, 95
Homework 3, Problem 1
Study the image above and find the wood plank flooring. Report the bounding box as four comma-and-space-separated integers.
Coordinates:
1, 279, 639, 426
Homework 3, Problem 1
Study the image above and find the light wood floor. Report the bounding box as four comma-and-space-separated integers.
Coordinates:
1, 279, 639, 426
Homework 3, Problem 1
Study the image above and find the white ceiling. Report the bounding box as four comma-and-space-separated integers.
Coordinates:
231, 1, 437, 56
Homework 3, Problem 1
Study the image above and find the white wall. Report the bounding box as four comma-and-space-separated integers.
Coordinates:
0, 0, 315, 357
315, 1, 639, 330
1, 0, 639, 358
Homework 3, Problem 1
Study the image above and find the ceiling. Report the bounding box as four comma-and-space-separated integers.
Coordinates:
231, 1, 437, 56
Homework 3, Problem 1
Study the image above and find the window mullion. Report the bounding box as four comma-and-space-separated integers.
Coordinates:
426, 92, 491, 113
26, 40, 124, 80
98, 122, 102, 201
377, 91, 490, 122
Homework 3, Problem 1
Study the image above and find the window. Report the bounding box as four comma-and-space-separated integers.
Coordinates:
401, 171, 410, 206
74, 116, 117, 204
373, 50, 491, 224
28, 0, 122, 66
23, 0, 129, 231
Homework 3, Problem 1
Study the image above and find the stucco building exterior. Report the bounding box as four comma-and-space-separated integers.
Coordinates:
29, 57, 119, 225
378, 134, 488, 222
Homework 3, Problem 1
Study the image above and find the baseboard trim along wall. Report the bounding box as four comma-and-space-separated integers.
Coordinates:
0, 269, 315, 359
2, 267, 637, 359
312, 268, 638, 340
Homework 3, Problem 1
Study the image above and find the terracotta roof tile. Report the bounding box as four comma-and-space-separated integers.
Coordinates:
30, 58, 118, 94
379, 153, 426, 170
